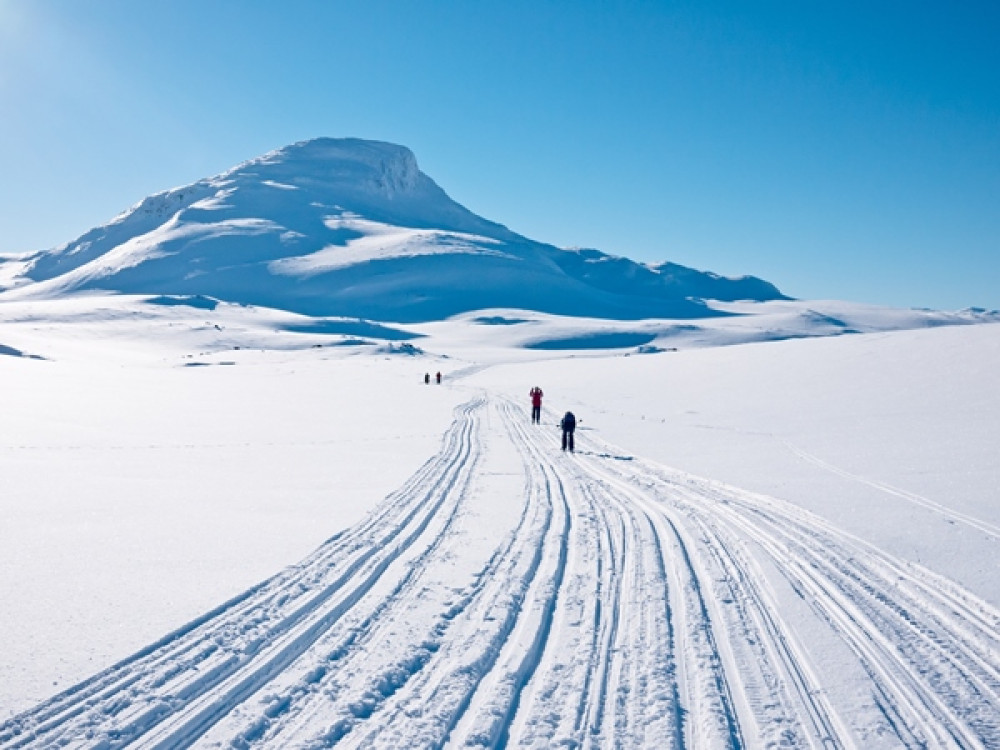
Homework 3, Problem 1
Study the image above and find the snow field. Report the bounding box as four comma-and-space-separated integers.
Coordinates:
1, 305, 999, 747
0, 340, 463, 719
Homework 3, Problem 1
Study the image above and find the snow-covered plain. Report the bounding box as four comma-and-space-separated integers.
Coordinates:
1, 294, 998, 748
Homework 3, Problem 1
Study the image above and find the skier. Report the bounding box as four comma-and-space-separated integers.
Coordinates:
424, 373, 430, 385
529, 386, 543, 424
560, 411, 577, 452
436, 371, 442, 384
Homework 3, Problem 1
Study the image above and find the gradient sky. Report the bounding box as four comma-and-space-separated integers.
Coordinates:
1, 0, 998, 310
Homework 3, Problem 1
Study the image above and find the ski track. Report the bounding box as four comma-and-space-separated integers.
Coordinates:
782, 441, 1000, 541
3, 394, 999, 749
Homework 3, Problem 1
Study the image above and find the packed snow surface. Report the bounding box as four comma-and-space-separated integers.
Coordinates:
1, 295, 998, 748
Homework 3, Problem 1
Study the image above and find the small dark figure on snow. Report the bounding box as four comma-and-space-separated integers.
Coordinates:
561, 411, 577, 452
529, 386, 544, 424
424, 373, 430, 385
436, 371, 442, 384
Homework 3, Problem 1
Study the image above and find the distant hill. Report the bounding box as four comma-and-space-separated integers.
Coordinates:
3, 138, 788, 322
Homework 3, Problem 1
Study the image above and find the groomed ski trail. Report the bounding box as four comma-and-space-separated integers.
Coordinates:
2, 394, 998, 749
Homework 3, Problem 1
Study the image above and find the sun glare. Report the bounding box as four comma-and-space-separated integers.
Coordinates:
0, 0, 31, 87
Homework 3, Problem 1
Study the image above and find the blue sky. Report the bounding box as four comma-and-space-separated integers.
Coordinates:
1, 0, 998, 310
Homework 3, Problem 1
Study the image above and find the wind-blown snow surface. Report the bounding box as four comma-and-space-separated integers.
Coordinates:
1, 296, 999, 748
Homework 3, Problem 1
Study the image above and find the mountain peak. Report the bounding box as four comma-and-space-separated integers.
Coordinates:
248, 138, 423, 199
216, 137, 515, 242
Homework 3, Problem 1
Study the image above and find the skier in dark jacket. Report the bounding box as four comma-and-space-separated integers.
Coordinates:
561, 411, 577, 452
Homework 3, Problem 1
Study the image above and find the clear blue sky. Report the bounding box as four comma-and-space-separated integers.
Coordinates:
2, 0, 998, 310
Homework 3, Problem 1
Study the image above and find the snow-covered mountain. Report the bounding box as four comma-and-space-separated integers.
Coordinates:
2, 138, 786, 322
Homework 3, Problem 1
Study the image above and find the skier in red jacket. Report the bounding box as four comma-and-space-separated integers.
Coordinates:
529, 386, 543, 424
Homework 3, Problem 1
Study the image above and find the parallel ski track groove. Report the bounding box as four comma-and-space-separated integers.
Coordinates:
441, 398, 571, 748
5, 393, 999, 749
573, 482, 626, 745
143, 396, 485, 749
683, 510, 843, 748
241, 395, 546, 748
681, 478, 1000, 747
577, 456, 746, 749
493, 397, 684, 748
585, 433, 1000, 749
205, 394, 566, 748
343, 399, 549, 749
195, 396, 490, 748
0, 398, 484, 749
